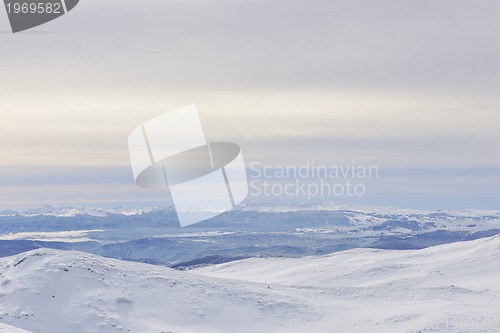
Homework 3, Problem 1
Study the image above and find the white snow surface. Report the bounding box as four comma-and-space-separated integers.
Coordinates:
0, 323, 31, 333
0, 230, 104, 243
1, 236, 500, 333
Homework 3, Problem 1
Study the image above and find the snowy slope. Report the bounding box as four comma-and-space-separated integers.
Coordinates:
0, 249, 315, 333
1, 237, 499, 333
0, 323, 31, 333
193, 235, 500, 333
193, 234, 500, 289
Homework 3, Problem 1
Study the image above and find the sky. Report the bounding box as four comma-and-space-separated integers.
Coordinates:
0, 0, 499, 210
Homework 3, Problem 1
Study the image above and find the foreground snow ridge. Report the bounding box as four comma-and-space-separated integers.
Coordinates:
0, 323, 31, 333
1, 236, 499, 333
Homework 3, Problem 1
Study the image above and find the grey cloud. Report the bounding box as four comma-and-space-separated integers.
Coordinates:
2, 0, 500, 93
2, 0, 500, 210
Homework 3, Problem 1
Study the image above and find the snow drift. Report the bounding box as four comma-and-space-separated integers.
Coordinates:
1, 235, 499, 333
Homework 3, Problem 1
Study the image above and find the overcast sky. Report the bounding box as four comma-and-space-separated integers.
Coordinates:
1, 0, 499, 210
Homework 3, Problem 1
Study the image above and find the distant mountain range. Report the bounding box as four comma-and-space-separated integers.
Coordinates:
0, 204, 499, 268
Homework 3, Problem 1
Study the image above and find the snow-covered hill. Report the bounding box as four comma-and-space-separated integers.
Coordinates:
194, 235, 500, 332
0, 249, 314, 333
0, 323, 31, 333
193, 234, 500, 289
1, 236, 499, 332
